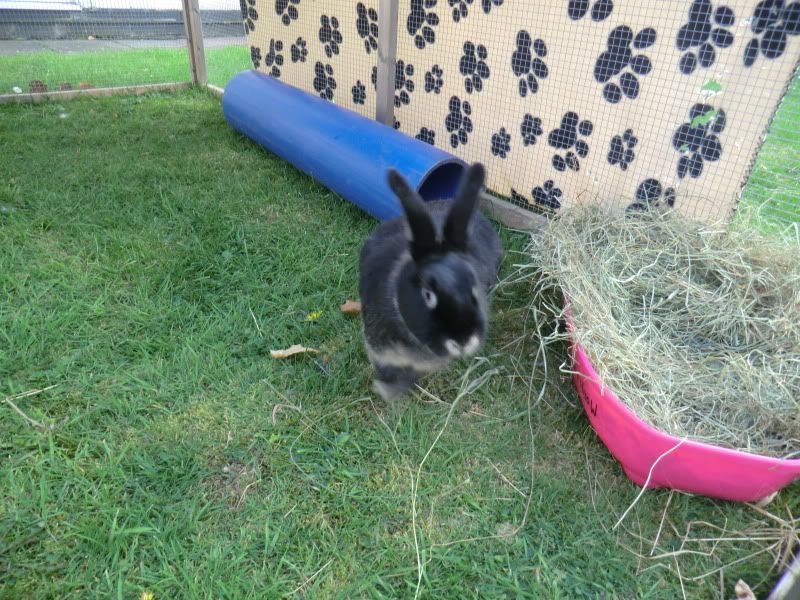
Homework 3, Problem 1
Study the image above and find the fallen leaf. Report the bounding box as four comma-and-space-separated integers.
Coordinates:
340, 299, 362, 315
734, 580, 756, 600
78, 82, 94, 90
306, 310, 323, 322
139, 593, 155, 600
270, 344, 319, 359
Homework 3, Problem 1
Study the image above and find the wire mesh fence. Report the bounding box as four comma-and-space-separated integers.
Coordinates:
201, 0, 249, 87
0, 0, 190, 92
392, 1, 800, 228
0, 0, 797, 229
242, 0, 381, 121
0, 0, 251, 93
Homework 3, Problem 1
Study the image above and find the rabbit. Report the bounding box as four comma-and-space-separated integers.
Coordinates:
358, 162, 503, 401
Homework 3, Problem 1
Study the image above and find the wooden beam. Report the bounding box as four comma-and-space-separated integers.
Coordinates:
375, 0, 398, 126
181, 0, 208, 86
480, 192, 549, 231
0, 82, 192, 104
206, 84, 225, 98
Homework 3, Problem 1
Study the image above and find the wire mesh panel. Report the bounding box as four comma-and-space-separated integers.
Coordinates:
394, 0, 800, 224
245, 0, 379, 120
201, 0, 250, 86
738, 72, 799, 226
0, 0, 194, 92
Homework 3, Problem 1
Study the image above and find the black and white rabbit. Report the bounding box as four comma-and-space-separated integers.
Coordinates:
358, 162, 503, 400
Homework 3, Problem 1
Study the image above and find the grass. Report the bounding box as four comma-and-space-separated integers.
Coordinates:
0, 45, 249, 91
1, 89, 797, 599
738, 74, 800, 226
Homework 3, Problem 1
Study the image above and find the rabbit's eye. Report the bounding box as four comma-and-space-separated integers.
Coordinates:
422, 288, 438, 309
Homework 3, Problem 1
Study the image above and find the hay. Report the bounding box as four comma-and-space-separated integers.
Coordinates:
524, 206, 800, 459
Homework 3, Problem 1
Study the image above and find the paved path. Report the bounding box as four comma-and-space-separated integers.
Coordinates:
0, 36, 244, 55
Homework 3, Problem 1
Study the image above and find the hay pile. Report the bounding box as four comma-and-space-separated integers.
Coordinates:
526, 206, 800, 459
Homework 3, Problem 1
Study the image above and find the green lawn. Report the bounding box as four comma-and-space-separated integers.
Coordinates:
738, 75, 800, 226
1, 90, 797, 599
0, 45, 249, 92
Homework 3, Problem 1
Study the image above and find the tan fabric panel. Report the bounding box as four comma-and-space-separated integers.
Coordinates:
244, 0, 800, 222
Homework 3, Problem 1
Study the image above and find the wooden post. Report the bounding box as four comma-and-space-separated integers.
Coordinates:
181, 0, 208, 86
376, 0, 398, 126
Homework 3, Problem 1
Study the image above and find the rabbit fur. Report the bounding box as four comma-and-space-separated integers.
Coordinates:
358, 163, 503, 401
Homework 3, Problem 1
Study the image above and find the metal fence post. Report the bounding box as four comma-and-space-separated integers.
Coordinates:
181, 0, 208, 86
376, 0, 399, 126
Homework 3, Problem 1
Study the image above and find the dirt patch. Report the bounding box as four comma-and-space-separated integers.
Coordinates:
204, 460, 262, 509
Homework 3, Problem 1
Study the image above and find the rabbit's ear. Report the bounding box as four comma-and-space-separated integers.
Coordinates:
388, 169, 437, 261
444, 163, 485, 251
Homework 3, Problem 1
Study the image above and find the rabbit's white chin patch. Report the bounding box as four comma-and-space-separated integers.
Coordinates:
445, 335, 481, 358
464, 334, 481, 356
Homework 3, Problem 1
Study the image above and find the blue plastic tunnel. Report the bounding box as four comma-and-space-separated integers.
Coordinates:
222, 70, 467, 221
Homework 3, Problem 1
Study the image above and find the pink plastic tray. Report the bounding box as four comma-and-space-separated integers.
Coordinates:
570, 335, 800, 502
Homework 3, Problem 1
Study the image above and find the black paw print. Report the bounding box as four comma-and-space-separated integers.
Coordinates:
445, 96, 473, 148
319, 15, 343, 58
240, 0, 258, 32
416, 127, 436, 145
264, 39, 284, 77
424, 64, 444, 93
548, 112, 593, 172
275, 0, 299, 26
520, 114, 543, 146
673, 103, 725, 178
448, 0, 473, 21
352, 80, 366, 105
394, 60, 415, 107
744, 0, 800, 65
532, 180, 563, 210
628, 179, 676, 211
677, 0, 735, 74
512, 181, 563, 212
407, 0, 440, 49
357, 3, 379, 54
512, 31, 548, 97
250, 46, 262, 69
313, 62, 336, 101
491, 127, 511, 158
371, 66, 377, 89
608, 129, 637, 170
594, 25, 656, 103
481, 0, 503, 14
290, 37, 308, 63
393, 117, 401, 130
568, 0, 613, 21
459, 42, 490, 93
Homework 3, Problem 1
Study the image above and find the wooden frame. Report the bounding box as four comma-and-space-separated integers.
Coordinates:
181, 0, 208, 86
375, 0, 399, 126
0, 82, 192, 104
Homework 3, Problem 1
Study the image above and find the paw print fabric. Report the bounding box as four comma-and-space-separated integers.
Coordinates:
245, 0, 799, 223
247, 0, 380, 118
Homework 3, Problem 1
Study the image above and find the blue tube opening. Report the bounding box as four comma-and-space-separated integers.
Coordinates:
418, 161, 466, 202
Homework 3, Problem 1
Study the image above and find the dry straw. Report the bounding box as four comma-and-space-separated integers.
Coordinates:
523, 206, 800, 459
